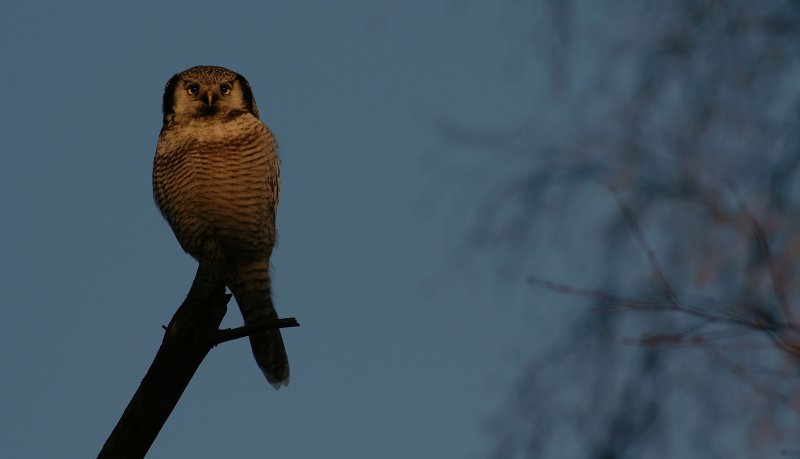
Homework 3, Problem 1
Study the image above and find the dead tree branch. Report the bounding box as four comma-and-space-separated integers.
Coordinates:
98, 247, 299, 458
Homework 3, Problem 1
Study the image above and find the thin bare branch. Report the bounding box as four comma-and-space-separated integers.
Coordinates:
526, 275, 643, 304
609, 187, 680, 307
737, 197, 797, 327
706, 343, 800, 413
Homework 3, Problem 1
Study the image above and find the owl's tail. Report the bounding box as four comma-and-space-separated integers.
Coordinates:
227, 259, 290, 389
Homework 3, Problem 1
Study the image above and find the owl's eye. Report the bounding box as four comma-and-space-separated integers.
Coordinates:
186, 84, 199, 95
220, 83, 232, 95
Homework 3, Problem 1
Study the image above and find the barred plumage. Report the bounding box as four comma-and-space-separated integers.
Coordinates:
153, 65, 288, 388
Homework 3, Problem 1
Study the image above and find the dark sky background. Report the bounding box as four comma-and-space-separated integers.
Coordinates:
0, 1, 539, 457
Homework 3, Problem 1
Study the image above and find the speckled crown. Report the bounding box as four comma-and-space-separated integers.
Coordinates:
177, 65, 240, 84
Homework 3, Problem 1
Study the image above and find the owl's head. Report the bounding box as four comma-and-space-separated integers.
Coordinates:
162, 65, 259, 124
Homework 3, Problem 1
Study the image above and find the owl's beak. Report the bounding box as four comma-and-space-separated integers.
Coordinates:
204, 91, 216, 106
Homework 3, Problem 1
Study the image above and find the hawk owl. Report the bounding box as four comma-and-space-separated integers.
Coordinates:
153, 65, 289, 388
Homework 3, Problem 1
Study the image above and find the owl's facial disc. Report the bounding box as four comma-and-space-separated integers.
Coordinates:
167, 75, 250, 122
162, 66, 258, 124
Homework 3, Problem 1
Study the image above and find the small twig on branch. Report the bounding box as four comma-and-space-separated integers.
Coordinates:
214, 318, 300, 346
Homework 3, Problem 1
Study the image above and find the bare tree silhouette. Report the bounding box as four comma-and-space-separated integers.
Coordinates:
438, 1, 800, 457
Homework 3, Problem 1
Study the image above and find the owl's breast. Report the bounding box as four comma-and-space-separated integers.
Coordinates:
153, 115, 279, 259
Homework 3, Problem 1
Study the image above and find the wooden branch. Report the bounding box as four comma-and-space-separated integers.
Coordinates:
98, 247, 299, 458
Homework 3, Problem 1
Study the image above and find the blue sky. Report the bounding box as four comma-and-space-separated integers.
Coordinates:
0, 1, 537, 457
